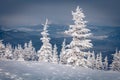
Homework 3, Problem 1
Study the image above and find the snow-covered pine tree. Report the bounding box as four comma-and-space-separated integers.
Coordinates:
38, 19, 52, 62
0, 40, 5, 60
103, 56, 108, 70
23, 42, 28, 59
60, 39, 67, 64
86, 51, 93, 68
86, 51, 96, 69
23, 41, 36, 61
15, 44, 24, 61
95, 52, 103, 70
13, 46, 19, 60
91, 51, 96, 69
64, 6, 93, 67
4, 43, 13, 60
28, 40, 37, 61
52, 44, 59, 63
110, 50, 120, 71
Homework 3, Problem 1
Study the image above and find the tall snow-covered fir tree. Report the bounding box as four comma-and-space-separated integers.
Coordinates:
110, 50, 120, 71
64, 6, 93, 67
52, 44, 59, 63
38, 19, 52, 62
60, 39, 67, 64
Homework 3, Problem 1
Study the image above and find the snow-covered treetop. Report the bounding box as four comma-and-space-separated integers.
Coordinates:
24, 43, 28, 48
72, 6, 85, 21
72, 6, 87, 26
53, 44, 58, 55
43, 18, 48, 31
28, 40, 32, 48
61, 39, 66, 53
0, 40, 5, 48
41, 19, 50, 43
65, 6, 93, 51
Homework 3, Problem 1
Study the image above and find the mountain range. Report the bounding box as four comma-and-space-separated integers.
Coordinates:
0, 24, 120, 63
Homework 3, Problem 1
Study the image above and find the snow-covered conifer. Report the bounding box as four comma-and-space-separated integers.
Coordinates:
13, 44, 24, 61
52, 44, 59, 63
0, 40, 5, 60
13, 46, 19, 60
4, 43, 13, 60
60, 39, 67, 64
64, 6, 93, 67
110, 50, 120, 71
91, 51, 96, 69
23, 42, 28, 58
103, 56, 108, 70
23, 41, 36, 61
87, 51, 93, 68
38, 19, 52, 62
95, 53, 103, 70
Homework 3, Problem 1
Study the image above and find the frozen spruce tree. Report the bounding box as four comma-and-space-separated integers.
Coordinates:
60, 39, 67, 64
52, 44, 59, 63
87, 51, 96, 69
95, 53, 103, 70
13, 46, 19, 60
4, 43, 13, 60
87, 51, 94, 68
13, 44, 24, 61
103, 56, 108, 70
0, 40, 5, 60
23, 41, 36, 61
91, 51, 96, 69
110, 50, 120, 71
38, 19, 52, 62
65, 6, 93, 67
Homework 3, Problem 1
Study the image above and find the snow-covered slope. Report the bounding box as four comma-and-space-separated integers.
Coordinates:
0, 61, 119, 80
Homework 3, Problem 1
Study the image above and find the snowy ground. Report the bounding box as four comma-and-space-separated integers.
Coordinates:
0, 61, 119, 80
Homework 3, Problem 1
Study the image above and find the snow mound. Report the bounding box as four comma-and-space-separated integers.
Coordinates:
0, 61, 119, 80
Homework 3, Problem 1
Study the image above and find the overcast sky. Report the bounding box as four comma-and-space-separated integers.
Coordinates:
0, 0, 120, 27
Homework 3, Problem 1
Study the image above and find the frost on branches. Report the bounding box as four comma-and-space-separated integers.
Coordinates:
23, 41, 37, 61
60, 39, 67, 64
52, 44, 59, 63
110, 50, 120, 71
4, 44, 13, 60
87, 51, 96, 68
95, 53, 103, 70
0, 40, 5, 60
38, 19, 53, 62
13, 44, 24, 61
64, 6, 93, 67
103, 56, 108, 70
